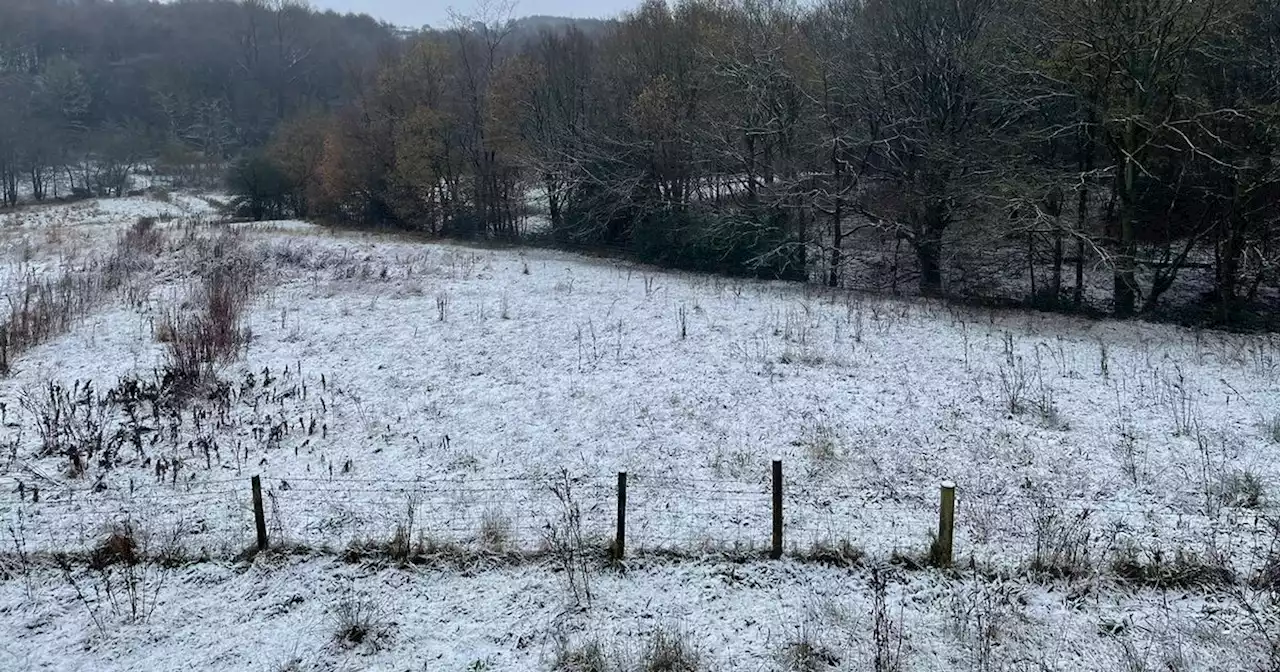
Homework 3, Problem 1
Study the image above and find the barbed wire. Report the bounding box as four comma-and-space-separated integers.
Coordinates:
2, 473, 1276, 559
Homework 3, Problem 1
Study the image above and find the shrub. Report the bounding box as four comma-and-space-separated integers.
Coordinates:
227, 155, 296, 221
479, 509, 512, 552
639, 627, 702, 672
1029, 506, 1094, 579
997, 357, 1030, 416
870, 566, 904, 672
90, 523, 140, 569
386, 497, 419, 562
61, 519, 171, 633
1214, 470, 1266, 509
629, 207, 804, 281
161, 233, 259, 390
1252, 543, 1280, 589
1111, 546, 1235, 588
802, 538, 863, 567
554, 185, 805, 281
799, 423, 840, 468
332, 596, 392, 651
554, 638, 613, 672
124, 217, 163, 254
782, 633, 841, 671
545, 470, 595, 607
0, 273, 99, 374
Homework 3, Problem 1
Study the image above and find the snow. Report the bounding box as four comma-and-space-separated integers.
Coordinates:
0, 194, 1278, 669
0, 194, 221, 295
0, 556, 1270, 671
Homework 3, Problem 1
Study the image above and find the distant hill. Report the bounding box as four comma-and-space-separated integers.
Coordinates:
419, 15, 614, 40
509, 15, 613, 35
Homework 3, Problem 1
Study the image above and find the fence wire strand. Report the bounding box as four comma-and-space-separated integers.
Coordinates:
1, 472, 1276, 568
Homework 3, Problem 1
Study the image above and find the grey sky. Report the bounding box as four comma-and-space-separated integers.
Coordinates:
308, 0, 634, 28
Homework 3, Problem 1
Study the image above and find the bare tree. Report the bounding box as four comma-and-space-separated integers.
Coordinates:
845, 0, 1010, 296
1033, 0, 1247, 315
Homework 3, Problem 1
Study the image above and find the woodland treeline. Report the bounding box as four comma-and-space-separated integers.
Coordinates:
0, 0, 394, 201
4, 0, 1280, 324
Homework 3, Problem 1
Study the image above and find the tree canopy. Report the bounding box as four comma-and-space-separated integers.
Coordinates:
3, 0, 1278, 327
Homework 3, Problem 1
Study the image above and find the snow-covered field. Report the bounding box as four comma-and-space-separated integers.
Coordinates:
0, 555, 1270, 671
0, 194, 1278, 670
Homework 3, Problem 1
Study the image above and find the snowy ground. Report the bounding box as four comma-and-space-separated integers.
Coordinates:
0, 555, 1272, 672
0, 193, 218, 296
1, 194, 1278, 670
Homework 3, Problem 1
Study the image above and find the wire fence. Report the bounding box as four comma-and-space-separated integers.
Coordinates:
2, 466, 1277, 573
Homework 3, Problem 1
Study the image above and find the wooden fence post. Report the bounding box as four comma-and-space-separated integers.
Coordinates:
251, 475, 268, 552
614, 471, 627, 561
935, 481, 955, 566
771, 459, 783, 560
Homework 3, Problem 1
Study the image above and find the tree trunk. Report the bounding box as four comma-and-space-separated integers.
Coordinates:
1073, 181, 1087, 308
1108, 70, 1151, 317
1213, 171, 1248, 323
917, 229, 943, 296
1113, 116, 1138, 317
1, 165, 15, 207
1050, 222, 1063, 299
828, 197, 842, 288
546, 175, 562, 232
891, 237, 903, 295
1027, 230, 1037, 299
1074, 106, 1096, 309
30, 165, 45, 201
916, 202, 946, 296
918, 238, 942, 296
1074, 237, 1085, 307
828, 140, 843, 288
1113, 202, 1137, 316
797, 203, 808, 280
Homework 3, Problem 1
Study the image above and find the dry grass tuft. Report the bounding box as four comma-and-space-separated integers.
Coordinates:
160, 232, 261, 390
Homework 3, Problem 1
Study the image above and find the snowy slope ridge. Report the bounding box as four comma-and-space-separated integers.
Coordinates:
0, 195, 1278, 670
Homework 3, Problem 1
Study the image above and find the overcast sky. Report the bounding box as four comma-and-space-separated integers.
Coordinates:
308, 0, 634, 28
